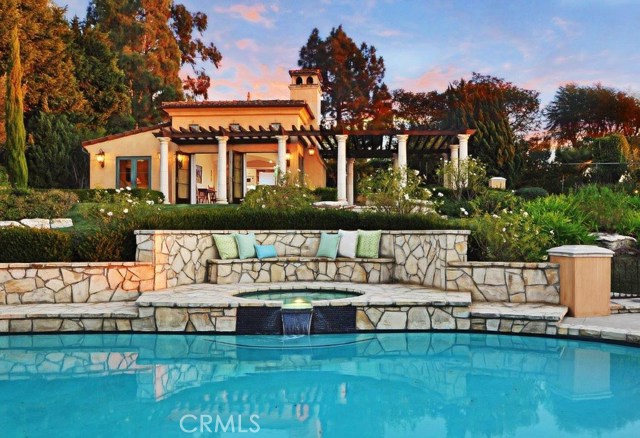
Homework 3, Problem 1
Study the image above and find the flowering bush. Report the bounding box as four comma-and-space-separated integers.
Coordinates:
436, 157, 488, 200
359, 166, 434, 215
470, 209, 553, 262
241, 171, 317, 210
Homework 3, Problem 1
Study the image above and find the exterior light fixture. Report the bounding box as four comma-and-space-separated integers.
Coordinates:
229, 123, 241, 132
270, 123, 281, 131
96, 149, 105, 168
286, 152, 291, 167
308, 148, 315, 156
177, 153, 186, 169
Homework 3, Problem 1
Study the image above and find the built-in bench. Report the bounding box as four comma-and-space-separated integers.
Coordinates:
207, 257, 394, 284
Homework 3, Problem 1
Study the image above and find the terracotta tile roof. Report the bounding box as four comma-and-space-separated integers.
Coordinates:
161, 99, 307, 109
81, 122, 170, 147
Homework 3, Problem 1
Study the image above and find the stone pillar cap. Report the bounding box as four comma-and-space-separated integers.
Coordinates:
547, 245, 614, 258
489, 177, 506, 181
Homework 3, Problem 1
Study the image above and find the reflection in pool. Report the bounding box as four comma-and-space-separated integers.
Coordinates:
1, 333, 640, 437
237, 289, 361, 301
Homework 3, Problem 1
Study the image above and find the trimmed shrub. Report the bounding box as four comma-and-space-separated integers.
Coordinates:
312, 187, 337, 201
0, 189, 78, 220
438, 198, 473, 218
515, 187, 549, 200
0, 227, 73, 262
72, 228, 136, 262
72, 188, 164, 204
138, 208, 459, 231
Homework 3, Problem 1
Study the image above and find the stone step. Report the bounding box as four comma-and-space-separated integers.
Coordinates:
470, 302, 568, 321
137, 281, 472, 308
0, 302, 138, 320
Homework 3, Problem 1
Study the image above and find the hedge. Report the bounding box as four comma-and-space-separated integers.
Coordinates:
312, 187, 337, 201
0, 227, 73, 262
515, 187, 549, 200
0, 189, 79, 221
138, 208, 461, 231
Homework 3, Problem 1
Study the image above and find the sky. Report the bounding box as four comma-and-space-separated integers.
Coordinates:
57, 0, 640, 106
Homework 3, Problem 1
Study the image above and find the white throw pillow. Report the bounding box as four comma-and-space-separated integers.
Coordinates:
337, 230, 358, 258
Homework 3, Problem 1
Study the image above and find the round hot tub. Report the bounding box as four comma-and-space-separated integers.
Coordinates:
236, 289, 361, 302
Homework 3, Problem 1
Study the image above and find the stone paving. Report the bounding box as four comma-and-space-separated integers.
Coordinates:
558, 313, 640, 343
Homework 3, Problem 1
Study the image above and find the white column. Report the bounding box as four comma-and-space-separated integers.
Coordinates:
336, 134, 348, 203
346, 158, 355, 205
189, 155, 197, 204
275, 135, 288, 179
158, 137, 170, 203
449, 144, 459, 190
449, 144, 460, 166
457, 134, 470, 161
216, 136, 228, 204
396, 134, 408, 168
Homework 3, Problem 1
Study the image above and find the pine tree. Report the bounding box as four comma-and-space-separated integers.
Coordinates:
5, 17, 28, 189
298, 26, 393, 129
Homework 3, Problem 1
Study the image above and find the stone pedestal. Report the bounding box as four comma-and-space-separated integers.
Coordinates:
548, 245, 613, 317
488, 177, 506, 189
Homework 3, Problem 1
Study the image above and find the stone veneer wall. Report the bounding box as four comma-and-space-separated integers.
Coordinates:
446, 261, 560, 304
135, 230, 470, 289
208, 258, 394, 284
0, 262, 154, 305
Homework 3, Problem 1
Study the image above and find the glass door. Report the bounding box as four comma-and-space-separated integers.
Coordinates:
232, 152, 244, 202
176, 153, 190, 204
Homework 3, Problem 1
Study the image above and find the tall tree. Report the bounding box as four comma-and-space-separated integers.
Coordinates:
69, 17, 133, 133
4, 11, 28, 188
446, 77, 520, 182
545, 83, 640, 147
0, 0, 85, 116
298, 26, 393, 129
26, 113, 88, 188
392, 89, 446, 129
86, 0, 222, 124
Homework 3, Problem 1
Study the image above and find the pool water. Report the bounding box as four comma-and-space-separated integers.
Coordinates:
1, 333, 640, 437
237, 289, 360, 301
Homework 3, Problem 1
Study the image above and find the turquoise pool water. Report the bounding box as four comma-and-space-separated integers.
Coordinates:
237, 289, 360, 301
1, 333, 640, 437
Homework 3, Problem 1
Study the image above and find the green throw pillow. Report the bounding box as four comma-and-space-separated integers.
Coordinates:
356, 230, 382, 258
316, 233, 341, 259
235, 233, 257, 259
213, 234, 238, 259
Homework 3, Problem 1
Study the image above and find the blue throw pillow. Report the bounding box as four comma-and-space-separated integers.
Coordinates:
235, 233, 257, 259
255, 244, 277, 259
316, 233, 341, 259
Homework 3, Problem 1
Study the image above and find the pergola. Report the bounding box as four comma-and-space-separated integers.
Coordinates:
155, 125, 474, 204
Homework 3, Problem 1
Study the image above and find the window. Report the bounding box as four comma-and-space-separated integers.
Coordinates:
295, 76, 303, 85
306, 76, 314, 84
116, 157, 151, 189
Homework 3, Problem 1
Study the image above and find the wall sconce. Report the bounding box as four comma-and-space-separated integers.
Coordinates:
96, 149, 105, 168
177, 153, 186, 169
308, 148, 315, 156
286, 152, 291, 167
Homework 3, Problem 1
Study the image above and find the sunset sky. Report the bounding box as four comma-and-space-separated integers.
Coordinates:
58, 0, 640, 105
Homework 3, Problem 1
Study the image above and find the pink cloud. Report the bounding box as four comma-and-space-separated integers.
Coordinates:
207, 63, 291, 101
235, 38, 259, 51
213, 4, 274, 28
397, 66, 466, 92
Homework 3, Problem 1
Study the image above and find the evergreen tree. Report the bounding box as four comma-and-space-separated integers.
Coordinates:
26, 113, 88, 188
5, 15, 28, 189
69, 17, 134, 133
86, 0, 222, 124
0, 0, 85, 116
298, 26, 393, 129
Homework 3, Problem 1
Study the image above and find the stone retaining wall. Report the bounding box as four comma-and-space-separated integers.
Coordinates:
0, 262, 154, 305
208, 258, 394, 284
446, 261, 560, 304
135, 229, 470, 289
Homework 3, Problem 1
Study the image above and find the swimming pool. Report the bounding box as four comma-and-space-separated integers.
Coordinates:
1, 333, 639, 437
